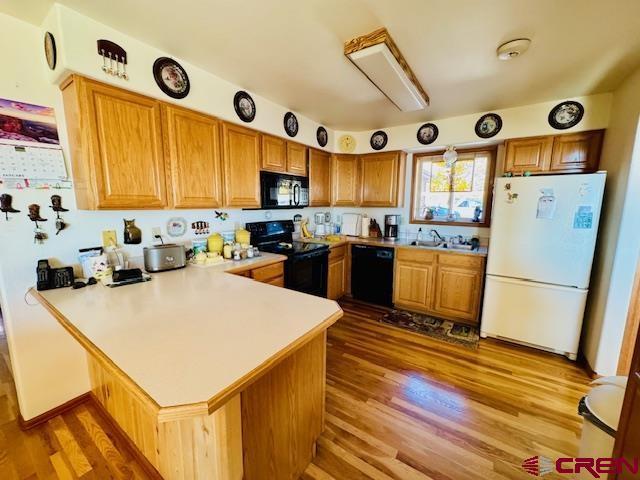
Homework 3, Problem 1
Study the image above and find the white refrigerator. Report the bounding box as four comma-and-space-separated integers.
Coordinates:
481, 172, 606, 360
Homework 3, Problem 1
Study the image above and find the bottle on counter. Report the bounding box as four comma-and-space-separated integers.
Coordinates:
223, 243, 233, 259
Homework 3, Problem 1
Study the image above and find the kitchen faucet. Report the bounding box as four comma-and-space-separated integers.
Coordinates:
429, 229, 444, 242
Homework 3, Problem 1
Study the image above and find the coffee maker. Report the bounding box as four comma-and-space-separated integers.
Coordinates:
384, 215, 400, 241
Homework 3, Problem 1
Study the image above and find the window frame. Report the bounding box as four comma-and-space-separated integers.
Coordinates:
409, 145, 497, 227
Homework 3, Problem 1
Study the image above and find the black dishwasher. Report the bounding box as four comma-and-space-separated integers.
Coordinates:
351, 245, 394, 307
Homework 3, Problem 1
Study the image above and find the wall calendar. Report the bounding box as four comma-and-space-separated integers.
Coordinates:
0, 144, 67, 180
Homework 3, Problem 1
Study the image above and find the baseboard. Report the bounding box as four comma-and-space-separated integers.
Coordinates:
18, 392, 91, 430
578, 349, 601, 379
89, 393, 163, 480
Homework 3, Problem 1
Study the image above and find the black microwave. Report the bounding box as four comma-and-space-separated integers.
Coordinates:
260, 171, 309, 209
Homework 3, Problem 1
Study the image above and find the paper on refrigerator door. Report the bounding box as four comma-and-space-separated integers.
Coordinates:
536, 188, 557, 219
573, 205, 594, 229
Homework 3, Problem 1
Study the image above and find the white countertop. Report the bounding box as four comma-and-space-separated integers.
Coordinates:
36, 253, 342, 409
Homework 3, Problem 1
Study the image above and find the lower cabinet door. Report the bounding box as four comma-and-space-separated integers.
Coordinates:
327, 258, 346, 300
433, 265, 482, 324
393, 262, 433, 312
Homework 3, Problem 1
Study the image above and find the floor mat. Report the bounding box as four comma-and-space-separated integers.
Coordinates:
380, 309, 479, 349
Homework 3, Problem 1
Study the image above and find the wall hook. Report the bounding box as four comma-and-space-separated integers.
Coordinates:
0, 193, 20, 220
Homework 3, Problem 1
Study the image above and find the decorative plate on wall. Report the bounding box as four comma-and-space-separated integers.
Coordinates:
167, 217, 187, 237
284, 112, 298, 137
339, 134, 356, 153
233, 91, 256, 123
44, 32, 57, 70
370, 130, 388, 150
316, 126, 328, 147
548, 101, 584, 130
475, 113, 502, 138
416, 123, 438, 145
152, 57, 190, 99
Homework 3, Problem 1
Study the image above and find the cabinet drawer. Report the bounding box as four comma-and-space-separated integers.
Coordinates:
396, 248, 436, 264
266, 276, 285, 287
328, 245, 346, 261
437, 253, 484, 269
251, 262, 285, 282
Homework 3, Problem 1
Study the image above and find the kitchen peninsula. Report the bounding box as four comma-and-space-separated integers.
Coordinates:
31, 254, 343, 480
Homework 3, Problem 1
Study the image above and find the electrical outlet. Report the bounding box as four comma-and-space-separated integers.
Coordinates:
152, 227, 162, 238
102, 230, 117, 248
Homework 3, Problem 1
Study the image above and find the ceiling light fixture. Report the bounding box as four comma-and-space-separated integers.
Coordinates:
496, 38, 531, 61
344, 28, 429, 112
443, 146, 458, 167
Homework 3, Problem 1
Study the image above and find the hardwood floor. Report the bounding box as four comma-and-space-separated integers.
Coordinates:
0, 300, 590, 479
304, 299, 590, 480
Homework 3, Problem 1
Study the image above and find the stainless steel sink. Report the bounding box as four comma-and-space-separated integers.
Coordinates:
410, 240, 444, 248
439, 243, 474, 251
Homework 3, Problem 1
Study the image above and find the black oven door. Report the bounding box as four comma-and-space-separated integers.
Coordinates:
285, 250, 328, 297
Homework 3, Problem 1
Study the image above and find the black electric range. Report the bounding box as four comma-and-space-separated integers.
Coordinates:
246, 220, 329, 297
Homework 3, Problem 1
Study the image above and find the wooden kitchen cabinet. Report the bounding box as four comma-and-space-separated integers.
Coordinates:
393, 248, 435, 313
332, 154, 359, 206
261, 134, 287, 173
162, 106, 223, 208
286, 142, 308, 176
308, 148, 331, 206
327, 245, 347, 300
550, 130, 603, 173
504, 130, 603, 175
61, 75, 168, 209
432, 253, 485, 325
222, 122, 261, 207
359, 151, 406, 207
504, 136, 553, 174
393, 248, 485, 325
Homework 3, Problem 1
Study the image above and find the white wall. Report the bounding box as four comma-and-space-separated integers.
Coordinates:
334, 93, 611, 154
582, 67, 640, 375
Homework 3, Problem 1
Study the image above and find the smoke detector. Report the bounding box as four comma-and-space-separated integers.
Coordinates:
496, 38, 531, 60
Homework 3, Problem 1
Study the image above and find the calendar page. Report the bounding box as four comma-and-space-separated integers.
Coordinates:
0, 144, 68, 180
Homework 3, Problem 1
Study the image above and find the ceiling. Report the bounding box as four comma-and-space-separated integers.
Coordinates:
5, 0, 640, 130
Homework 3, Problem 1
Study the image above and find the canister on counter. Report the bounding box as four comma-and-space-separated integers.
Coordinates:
193, 239, 208, 254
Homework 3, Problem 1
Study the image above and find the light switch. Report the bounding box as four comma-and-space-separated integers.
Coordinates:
102, 230, 117, 248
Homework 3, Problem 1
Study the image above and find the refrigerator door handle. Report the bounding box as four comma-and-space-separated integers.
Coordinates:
486, 274, 583, 291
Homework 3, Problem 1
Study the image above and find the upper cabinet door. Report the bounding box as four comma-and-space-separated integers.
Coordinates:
261, 134, 287, 173
163, 106, 223, 208
308, 149, 331, 206
222, 123, 261, 208
64, 76, 167, 209
286, 142, 308, 176
550, 130, 603, 173
332, 154, 359, 206
359, 151, 405, 207
504, 136, 554, 174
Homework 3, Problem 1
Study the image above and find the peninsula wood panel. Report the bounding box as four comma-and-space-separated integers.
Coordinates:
222, 122, 261, 207
308, 148, 332, 206
504, 135, 554, 174
287, 142, 308, 176
359, 151, 405, 207
331, 154, 359, 206
88, 356, 244, 480
61, 75, 167, 209
241, 332, 326, 480
550, 130, 603, 173
250, 261, 285, 282
162, 106, 223, 208
261, 134, 287, 172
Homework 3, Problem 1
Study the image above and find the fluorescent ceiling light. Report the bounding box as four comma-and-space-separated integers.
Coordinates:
345, 28, 429, 112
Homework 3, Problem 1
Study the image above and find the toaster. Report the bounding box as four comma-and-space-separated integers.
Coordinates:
143, 244, 187, 272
